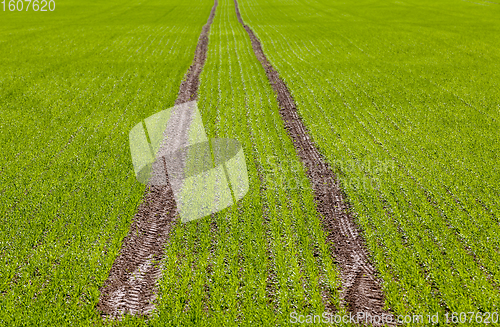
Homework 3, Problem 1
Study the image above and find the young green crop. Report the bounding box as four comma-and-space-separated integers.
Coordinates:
238, 0, 500, 319
0, 0, 215, 324
145, 0, 343, 325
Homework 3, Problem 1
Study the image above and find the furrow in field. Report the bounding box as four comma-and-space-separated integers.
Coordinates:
233, 0, 390, 318
97, 0, 218, 317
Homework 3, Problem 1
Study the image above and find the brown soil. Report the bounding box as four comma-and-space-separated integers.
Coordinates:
233, 0, 392, 321
175, 0, 218, 106
97, 0, 218, 317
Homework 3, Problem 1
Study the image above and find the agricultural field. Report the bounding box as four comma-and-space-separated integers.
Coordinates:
0, 0, 215, 324
238, 0, 500, 319
150, 0, 342, 324
1, 0, 499, 326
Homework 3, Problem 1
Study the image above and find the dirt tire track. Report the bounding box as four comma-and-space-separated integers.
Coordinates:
233, 0, 391, 320
175, 1, 218, 106
98, 0, 218, 317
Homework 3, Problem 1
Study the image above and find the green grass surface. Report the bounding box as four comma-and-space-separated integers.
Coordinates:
0, 0, 214, 324
3, 0, 500, 325
238, 0, 500, 319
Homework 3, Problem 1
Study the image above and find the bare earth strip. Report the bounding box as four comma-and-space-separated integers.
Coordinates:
98, 0, 218, 317
233, 0, 391, 319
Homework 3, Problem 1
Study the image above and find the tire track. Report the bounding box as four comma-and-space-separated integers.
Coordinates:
233, 0, 391, 320
98, 0, 218, 317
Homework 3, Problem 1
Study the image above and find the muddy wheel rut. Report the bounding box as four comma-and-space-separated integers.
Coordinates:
233, 0, 391, 320
97, 0, 218, 317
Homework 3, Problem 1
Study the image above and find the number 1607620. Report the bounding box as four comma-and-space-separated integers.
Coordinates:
2, 0, 55, 11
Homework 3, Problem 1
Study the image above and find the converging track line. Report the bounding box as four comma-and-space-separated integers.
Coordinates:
98, 0, 218, 317
233, 0, 391, 320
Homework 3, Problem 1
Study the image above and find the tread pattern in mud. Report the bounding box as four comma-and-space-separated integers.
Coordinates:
98, 0, 218, 317
233, 0, 390, 319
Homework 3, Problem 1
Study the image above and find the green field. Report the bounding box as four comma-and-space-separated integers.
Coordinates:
151, 1, 341, 324
238, 0, 500, 318
1, 0, 500, 325
0, 0, 214, 324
